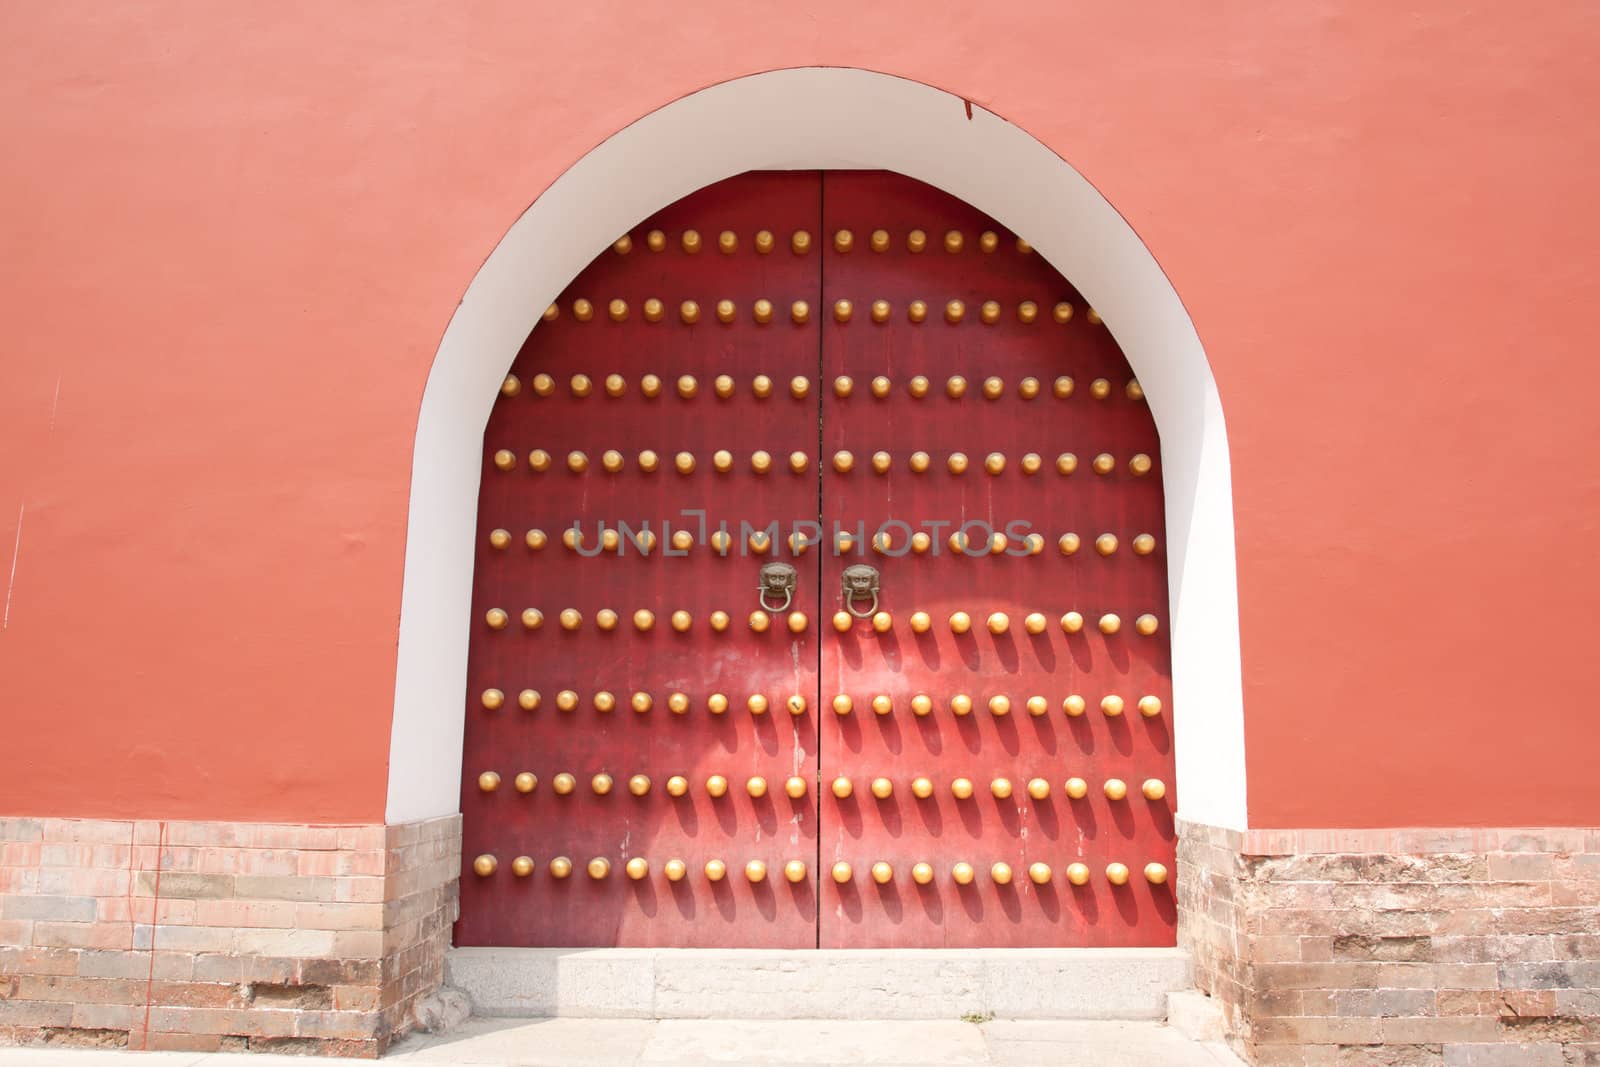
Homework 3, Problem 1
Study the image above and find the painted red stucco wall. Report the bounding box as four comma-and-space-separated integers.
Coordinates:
2, 3, 1597, 827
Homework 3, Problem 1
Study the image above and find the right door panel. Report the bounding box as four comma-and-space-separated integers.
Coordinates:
817, 171, 1177, 948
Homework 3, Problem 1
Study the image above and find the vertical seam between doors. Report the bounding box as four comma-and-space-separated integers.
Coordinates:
814, 169, 826, 949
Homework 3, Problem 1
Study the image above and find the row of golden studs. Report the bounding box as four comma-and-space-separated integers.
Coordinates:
494, 528, 1159, 558
489, 529, 1128, 558
480, 689, 1163, 719
498, 449, 1154, 478
612, 228, 1046, 257
545, 297, 1105, 327
477, 771, 1166, 803
503, 372, 1140, 401
473, 854, 1168, 887
485, 608, 1161, 638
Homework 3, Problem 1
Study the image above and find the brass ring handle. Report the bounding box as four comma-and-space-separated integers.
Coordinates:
845, 590, 879, 619
757, 562, 798, 615
759, 587, 794, 613
841, 564, 881, 619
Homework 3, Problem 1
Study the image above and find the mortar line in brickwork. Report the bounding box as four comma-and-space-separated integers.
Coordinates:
122, 821, 141, 1033
139, 820, 167, 1049
123, 820, 138, 951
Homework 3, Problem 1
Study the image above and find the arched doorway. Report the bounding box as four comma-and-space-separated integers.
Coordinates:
387, 68, 1244, 869
457, 169, 1177, 949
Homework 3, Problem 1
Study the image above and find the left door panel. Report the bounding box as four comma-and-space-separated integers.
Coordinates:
458, 173, 824, 947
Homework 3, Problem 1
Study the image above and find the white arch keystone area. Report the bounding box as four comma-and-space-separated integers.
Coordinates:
386, 67, 1247, 831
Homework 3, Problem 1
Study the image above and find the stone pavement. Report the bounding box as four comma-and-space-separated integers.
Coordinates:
0, 1018, 1246, 1066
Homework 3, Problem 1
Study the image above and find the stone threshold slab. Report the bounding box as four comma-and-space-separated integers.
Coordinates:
446, 947, 1193, 1021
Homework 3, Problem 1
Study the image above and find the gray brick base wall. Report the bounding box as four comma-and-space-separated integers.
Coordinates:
1177, 820, 1600, 1066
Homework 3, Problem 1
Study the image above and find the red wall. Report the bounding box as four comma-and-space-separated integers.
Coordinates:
2, 3, 1597, 827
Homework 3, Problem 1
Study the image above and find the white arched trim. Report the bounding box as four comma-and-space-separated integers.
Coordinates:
387, 68, 1247, 830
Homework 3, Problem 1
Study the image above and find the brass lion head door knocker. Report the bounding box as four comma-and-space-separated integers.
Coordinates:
757, 562, 798, 612
841, 563, 880, 618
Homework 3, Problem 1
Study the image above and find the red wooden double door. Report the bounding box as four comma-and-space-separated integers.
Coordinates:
458, 172, 1176, 949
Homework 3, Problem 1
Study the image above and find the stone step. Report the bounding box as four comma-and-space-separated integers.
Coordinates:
446, 947, 1193, 1021
390, 1017, 1247, 1066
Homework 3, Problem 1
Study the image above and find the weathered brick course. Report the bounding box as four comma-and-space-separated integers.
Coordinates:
0, 814, 459, 1058
1179, 819, 1600, 1065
